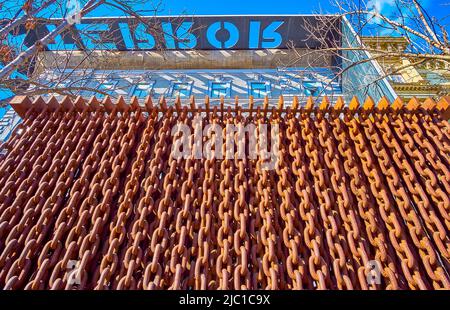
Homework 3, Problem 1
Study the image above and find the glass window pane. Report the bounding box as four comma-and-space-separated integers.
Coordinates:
280, 77, 300, 95
211, 82, 229, 98
132, 83, 153, 98
302, 81, 322, 97
250, 82, 268, 99
388, 74, 405, 83
98, 80, 118, 98
172, 83, 191, 97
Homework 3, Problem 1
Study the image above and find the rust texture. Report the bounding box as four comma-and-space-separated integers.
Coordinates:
0, 95, 449, 290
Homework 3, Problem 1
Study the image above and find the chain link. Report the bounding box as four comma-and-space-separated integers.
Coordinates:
0, 96, 449, 290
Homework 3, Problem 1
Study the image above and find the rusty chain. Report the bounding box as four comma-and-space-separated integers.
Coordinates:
0, 96, 449, 290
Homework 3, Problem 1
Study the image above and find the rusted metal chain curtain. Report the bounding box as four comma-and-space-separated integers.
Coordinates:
0, 95, 449, 290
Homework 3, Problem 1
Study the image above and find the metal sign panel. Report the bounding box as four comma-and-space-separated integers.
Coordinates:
7, 15, 341, 51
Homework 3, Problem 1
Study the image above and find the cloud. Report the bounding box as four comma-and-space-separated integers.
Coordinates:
368, 0, 430, 15
365, 0, 432, 35
366, 0, 399, 34
367, 0, 396, 15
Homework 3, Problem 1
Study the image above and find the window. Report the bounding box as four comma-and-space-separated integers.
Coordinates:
210, 82, 231, 98
279, 77, 300, 95
302, 81, 323, 97
47, 81, 57, 88
388, 74, 405, 83
249, 81, 270, 99
171, 82, 192, 98
0, 106, 8, 120
131, 82, 154, 98
425, 72, 446, 85
47, 80, 68, 89
98, 80, 119, 98
322, 83, 342, 95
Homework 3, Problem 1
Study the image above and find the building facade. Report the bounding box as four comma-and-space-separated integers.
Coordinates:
0, 15, 399, 141
362, 36, 450, 100
0, 14, 449, 291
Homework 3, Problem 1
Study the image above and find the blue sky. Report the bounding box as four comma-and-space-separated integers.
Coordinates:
89, 0, 447, 20
149, 0, 334, 15
0, 1, 447, 22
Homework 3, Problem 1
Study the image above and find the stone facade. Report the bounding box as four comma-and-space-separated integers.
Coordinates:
363, 36, 450, 100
